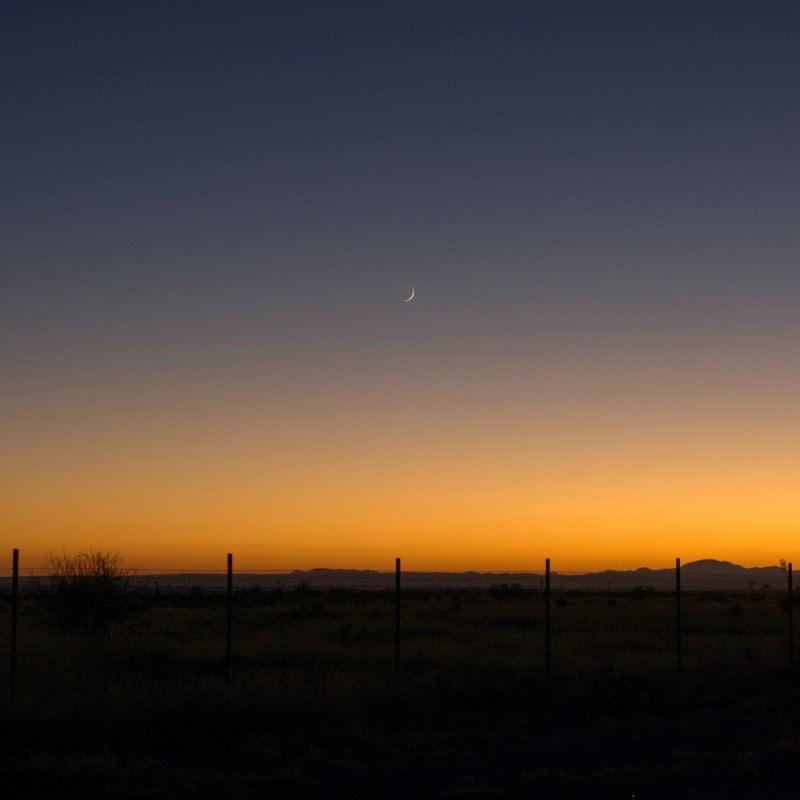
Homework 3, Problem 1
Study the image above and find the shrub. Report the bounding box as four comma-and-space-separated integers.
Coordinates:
487, 583, 524, 601
40, 549, 136, 634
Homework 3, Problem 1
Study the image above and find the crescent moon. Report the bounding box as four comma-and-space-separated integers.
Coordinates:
404, 287, 415, 302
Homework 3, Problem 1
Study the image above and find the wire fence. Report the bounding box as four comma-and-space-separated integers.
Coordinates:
1, 566, 789, 593
1, 551, 796, 712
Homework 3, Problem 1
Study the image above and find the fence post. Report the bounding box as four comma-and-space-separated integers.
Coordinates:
545, 557, 551, 681
676, 557, 682, 676
226, 553, 233, 678
10, 548, 19, 711
789, 562, 794, 667
395, 557, 401, 672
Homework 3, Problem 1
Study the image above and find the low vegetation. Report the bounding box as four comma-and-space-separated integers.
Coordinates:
1, 584, 798, 798
36, 549, 138, 634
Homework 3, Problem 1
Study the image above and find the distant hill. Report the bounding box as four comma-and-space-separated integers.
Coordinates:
682, 559, 781, 575
2, 559, 787, 593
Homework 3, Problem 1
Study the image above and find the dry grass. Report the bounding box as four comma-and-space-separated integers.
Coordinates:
1, 587, 798, 798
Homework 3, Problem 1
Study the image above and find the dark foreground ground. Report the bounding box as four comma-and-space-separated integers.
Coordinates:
4, 669, 800, 799
2, 589, 800, 797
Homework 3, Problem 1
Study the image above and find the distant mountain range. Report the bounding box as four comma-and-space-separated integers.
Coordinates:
3, 559, 786, 593
261, 560, 786, 592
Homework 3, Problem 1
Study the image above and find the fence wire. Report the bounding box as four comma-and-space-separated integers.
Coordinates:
1, 558, 796, 713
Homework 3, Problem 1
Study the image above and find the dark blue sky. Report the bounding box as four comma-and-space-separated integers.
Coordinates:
4, 1, 799, 318
3, 2, 800, 567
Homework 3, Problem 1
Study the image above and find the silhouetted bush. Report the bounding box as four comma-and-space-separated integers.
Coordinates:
185, 586, 208, 608
39, 549, 136, 634
488, 583, 525, 600
233, 586, 263, 607
292, 581, 313, 599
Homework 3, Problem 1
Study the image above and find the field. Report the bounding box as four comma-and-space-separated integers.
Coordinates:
2, 585, 799, 798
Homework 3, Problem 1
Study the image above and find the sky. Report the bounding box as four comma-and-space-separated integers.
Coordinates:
2, 1, 799, 571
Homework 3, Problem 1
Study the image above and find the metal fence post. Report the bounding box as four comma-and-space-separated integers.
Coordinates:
395, 557, 401, 672
10, 548, 19, 711
545, 557, 551, 681
226, 553, 233, 678
789, 562, 794, 667
676, 557, 682, 676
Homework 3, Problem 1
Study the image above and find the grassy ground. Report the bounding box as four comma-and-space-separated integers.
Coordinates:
1, 587, 798, 798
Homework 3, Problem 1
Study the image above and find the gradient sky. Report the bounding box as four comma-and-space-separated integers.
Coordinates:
3, 1, 799, 570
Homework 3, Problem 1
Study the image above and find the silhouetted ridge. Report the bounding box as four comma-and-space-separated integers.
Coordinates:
682, 559, 783, 576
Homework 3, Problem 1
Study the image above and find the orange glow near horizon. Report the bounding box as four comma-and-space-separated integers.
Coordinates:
4, 329, 798, 573
5, 410, 797, 571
